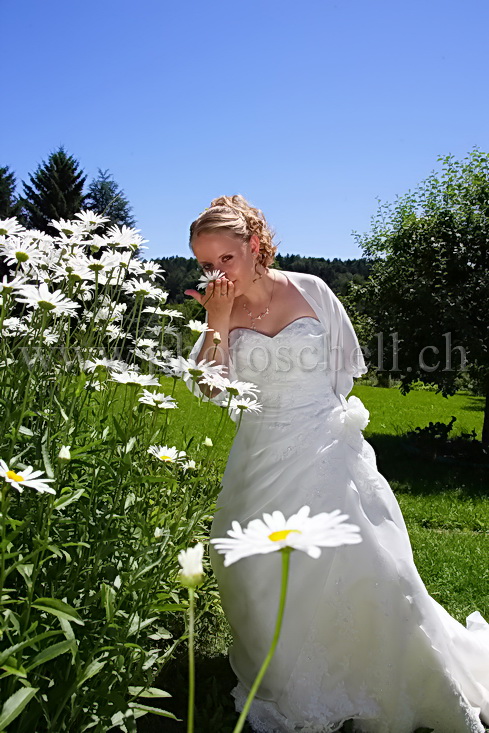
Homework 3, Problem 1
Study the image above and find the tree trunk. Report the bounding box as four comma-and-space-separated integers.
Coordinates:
482, 386, 489, 448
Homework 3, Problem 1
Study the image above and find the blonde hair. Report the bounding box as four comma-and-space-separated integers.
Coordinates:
189, 194, 278, 268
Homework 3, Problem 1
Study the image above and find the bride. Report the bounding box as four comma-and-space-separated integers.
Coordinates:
183, 194, 489, 733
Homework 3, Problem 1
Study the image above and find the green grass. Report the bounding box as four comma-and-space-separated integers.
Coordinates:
137, 382, 489, 733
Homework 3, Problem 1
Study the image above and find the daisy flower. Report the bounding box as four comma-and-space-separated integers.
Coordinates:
105, 324, 126, 341
223, 379, 260, 397
2, 240, 46, 269
83, 358, 128, 373
138, 390, 178, 409
39, 328, 58, 345
0, 217, 25, 237
86, 252, 122, 280
162, 309, 184, 319
186, 319, 210, 334
110, 371, 160, 386
178, 543, 204, 587
229, 396, 262, 416
0, 274, 28, 294
74, 210, 110, 229
196, 269, 227, 290
167, 356, 225, 382
197, 371, 228, 392
146, 325, 162, 336
143, 305, 165, 315
147, 445, 186, 463
1, 317, 28, 335
210, 505, 362, 567
141, 260, 165, 280
123, 278, 166, 301
135, 338, 159, 349
127, 260, 145, 276
105, 224, 148, 250
0, 459, 55, 494
181, 459, 197, 472
15, 283, 80, 316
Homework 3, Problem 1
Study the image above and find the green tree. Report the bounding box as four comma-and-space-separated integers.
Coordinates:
352, 148, 489, 445
85, 168, 136, 229
21, 146, 86, 232
0, 165, 21, 218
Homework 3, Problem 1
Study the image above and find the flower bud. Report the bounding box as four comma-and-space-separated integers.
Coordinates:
58, 445, 71, 461
178, 543, 204, 588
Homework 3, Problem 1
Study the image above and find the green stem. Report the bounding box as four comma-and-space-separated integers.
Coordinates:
232, 548, 291, 733
187, 587, 195, 733
0, 484, 9, 599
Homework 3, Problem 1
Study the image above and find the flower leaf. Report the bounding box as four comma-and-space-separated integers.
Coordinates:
32, 597, 84, 625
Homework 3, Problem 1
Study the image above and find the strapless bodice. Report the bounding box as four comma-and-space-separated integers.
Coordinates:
229, 316, 339, 420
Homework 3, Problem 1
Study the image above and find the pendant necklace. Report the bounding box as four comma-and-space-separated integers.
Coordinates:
242, 271, 276, 331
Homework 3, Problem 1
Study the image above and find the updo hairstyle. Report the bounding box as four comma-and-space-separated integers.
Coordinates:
189, 194, 278, 268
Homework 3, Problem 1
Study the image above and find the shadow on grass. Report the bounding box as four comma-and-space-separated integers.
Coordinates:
366, 433, 488, 498
135, 651, 362, 733
136, 651, 252, 733
459, 397, 486, 413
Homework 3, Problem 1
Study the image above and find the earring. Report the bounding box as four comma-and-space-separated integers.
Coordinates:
252, 260, 263, 283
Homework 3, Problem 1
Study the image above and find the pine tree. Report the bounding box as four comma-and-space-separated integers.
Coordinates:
0, 165, 21, 218
21, 147, 86, 232
85, 169, 136, 229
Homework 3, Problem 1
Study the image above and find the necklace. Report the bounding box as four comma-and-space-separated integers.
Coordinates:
242, 271, 276, 330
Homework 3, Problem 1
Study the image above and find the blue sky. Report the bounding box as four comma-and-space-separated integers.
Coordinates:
2, 0, 488, 261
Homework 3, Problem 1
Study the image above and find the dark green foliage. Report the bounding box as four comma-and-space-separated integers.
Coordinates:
156, 254, 371, 304
404, 416, 488, 464
21, 146, 86, 232
85, 168, 136, 229
351, 148, 489, 445
274, 253, 372, 295
0, 165, 21, 217
154, 256, 204, 303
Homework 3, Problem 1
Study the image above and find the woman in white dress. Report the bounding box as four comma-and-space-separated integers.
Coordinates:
184, 194, 489, 733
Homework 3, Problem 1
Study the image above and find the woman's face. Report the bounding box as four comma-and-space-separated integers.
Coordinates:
191, 232, 259, 297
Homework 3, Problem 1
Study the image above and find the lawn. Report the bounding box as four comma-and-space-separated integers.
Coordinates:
136, 381, 488, 732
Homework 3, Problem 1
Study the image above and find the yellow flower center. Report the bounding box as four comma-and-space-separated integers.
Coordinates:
6, 470, 24, 482
38, 300, 56, 311
268, 529, 301, 542
159, 455, 174, 462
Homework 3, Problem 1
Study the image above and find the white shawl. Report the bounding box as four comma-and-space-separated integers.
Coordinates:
183, 270, 368, 403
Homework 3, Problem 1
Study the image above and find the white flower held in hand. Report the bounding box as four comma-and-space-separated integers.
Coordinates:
210, 505, 362, 567
178, 542, 204, 587
196, 269, 226, 290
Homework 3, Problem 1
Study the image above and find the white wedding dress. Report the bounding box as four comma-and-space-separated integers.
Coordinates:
207, 316, 489, 733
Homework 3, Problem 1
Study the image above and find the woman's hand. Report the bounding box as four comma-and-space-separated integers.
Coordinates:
184, 277, 235, 320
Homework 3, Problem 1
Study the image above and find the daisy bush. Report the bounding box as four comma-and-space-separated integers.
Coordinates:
0, 213, 259, 732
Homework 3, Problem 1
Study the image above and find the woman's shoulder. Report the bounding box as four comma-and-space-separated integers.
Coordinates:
279, 269, 332, 294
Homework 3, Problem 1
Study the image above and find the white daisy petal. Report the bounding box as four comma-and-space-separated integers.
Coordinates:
210, 505, 362, 567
